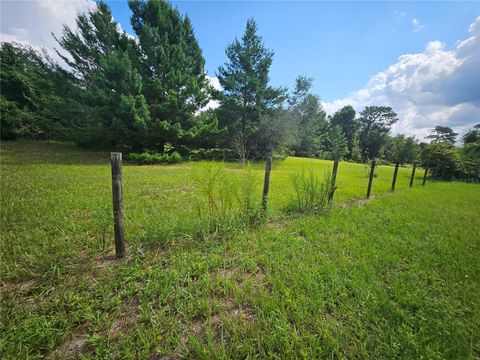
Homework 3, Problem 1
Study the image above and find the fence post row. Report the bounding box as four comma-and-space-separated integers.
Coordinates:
261, 156, 272, 217
111, 152, 125, 258
391, 163, 399, 192
409, 162, 417, 188
329, 159, 339, 201
422, 167, 428, 186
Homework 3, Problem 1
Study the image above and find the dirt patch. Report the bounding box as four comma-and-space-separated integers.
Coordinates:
213, 265, 270, 294
181, 303, 256, 347
267, 219, 286, 230
340, 196, 375, 209
108, 298, 141, 337
47, 331, 92, 359
94, 246, 133, 270
0, 279, 37, 295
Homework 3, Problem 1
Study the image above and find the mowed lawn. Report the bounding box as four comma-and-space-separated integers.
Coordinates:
1, 141, 479, 359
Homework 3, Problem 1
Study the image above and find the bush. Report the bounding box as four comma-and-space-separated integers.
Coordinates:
128, 151, 183, 165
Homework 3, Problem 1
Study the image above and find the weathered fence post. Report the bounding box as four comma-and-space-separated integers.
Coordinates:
366, 159, 375, 198
422, 167, 428, 186
409, 162, 417, 188
261, 157, 272, 217
329, 159, 339, 201
111, 152, 125, 258
391, 163, 399, 192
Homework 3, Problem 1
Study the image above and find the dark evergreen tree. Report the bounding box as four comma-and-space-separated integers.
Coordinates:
0, 42, 74, 140
56, 2, 150, 150
329, 105, 358, 160
328, 125, 348, 160
217, 18, 286, 159
129, 0, 211, 151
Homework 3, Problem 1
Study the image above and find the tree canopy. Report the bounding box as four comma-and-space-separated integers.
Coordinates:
426, 126, 458, 144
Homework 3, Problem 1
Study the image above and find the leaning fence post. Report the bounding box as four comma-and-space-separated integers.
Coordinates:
329, 159, 339, 201
391, 163, 399, 192
366, 159, 375, 198
422, 167, 428, 186
111, 152, 125, 258
409, 162, 417, 188
261, 157, 272, 217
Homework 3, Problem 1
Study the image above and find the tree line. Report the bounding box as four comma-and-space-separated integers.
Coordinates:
1, 0, 478, 181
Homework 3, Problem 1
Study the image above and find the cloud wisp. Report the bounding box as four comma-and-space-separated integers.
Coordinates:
412, 19, 425, 32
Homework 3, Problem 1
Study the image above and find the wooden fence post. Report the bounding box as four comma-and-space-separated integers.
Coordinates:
261, 157, 272, 217
111, 152, 125, 258
422, 167, 428, 186
391, 163, 399, 192
409, 162, 417, 188
329, 159, 339, 201
366, 159, 375, 198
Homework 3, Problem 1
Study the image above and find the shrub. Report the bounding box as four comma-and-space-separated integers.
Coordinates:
128, 151, 183, 165
167, 151, 182, 164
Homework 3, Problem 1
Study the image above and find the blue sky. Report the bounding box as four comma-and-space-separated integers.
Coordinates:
106, 1, 478, 102
1, 0, 479, 139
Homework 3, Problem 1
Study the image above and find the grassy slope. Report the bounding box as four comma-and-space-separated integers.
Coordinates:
1, 141, 479, 359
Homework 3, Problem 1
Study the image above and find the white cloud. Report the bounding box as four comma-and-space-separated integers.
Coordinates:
394, 9, 407, 17
200, 76, 221, 112
0, 0, 96, 61
412, 19, 425, 32
323, 16, 480, 141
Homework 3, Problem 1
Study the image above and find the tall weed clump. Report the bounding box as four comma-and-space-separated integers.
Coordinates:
192, 163, 261, 238
288, 169, 333, 214
236, 163, 261, 224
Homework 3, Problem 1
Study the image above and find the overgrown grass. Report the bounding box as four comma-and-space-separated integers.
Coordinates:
1, 141, 479, 359
288, 170, 333, 214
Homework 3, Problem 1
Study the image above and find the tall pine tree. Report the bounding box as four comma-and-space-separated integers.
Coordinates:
217, 19, 286, 159
56, 2, 149, 150
129, 0, 211, 151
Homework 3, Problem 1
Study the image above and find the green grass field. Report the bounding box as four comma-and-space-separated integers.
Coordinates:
1, 141, 479, 359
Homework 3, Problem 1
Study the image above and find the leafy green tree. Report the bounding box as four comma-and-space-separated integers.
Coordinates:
462, 124, 480, 144
382, 134, 419, 165
426, 126, 458, 144
358, 106, 398, 160
289, 76, 328, 158
217, 18, 286, 159
421, 142, 460, 180
329, 105, 358, 159
460, 142, 480, 181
